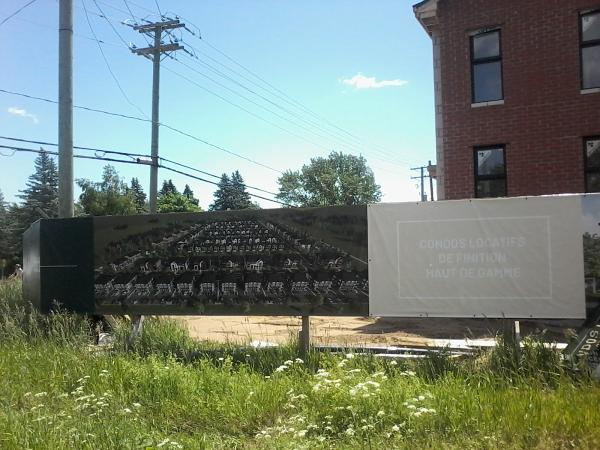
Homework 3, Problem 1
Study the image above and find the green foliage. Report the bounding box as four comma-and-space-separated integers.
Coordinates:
2, 151, 59, 265
77, 165, 138, 216
16, 150, 59, 220
128, 177, 147, 213
182, 184, 199, 206
276, 151, 382, 207
157, 192, 202, 213
2, 284, 600, 449
209, 171, 256, 211
159, 179, 179, 197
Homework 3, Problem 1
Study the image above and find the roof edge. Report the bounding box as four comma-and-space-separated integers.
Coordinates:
413, 0, 439, 36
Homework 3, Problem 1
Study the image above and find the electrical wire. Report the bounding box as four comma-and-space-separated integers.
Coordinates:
158, 156, 280, 197
0, 144, 292, 206
162, 63, 336, 154
0, 88, 284, 173
81, 0, 149, 119
0, 0, 38, 27
0, 136, 284, 201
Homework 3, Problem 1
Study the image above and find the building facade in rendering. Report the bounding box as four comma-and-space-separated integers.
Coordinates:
414, 0, 600, 199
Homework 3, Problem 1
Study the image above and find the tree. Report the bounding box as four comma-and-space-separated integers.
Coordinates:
129, 177, 147, 213
77, 165, 137, 216
157, 192, 202, 213
209, 171, 255, 211
230, 171, 253, 209
159, 179, 178, 197
17, 150, 59, 222
182, 184, 199, 206
0, 190, 9, 261
7, 151, 59, 260
276, 151, 382, 207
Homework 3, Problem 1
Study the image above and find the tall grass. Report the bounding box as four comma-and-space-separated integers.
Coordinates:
1, 280, 599, 449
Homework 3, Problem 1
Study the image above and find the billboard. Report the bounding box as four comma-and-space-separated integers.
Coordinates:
92, 206, 368, 316
23, 194, 597, 318
368, 195, 588, 318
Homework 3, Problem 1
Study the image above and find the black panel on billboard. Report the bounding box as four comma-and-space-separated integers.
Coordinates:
90, 205, 368, 316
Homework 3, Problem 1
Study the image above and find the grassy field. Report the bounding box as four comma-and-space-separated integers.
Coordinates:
1, 280, 600, 449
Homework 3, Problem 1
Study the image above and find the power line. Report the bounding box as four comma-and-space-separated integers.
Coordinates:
179, 40, 408, 164
0, 144, 142, 166
0, 88, 284, 173
158, 156, 280, 197
158, 163, 291, 207
0, 135, 283, 201
0, 0, 38, 27
198, 38, 401, 157
81, 0, 149, 118
0, 135, 151, 159
162, 63, 335, 154
176, 52, 397, 161
0, 143, 291, 207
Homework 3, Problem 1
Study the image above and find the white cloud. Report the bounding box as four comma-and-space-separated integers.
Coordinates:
341, 73, 408, 89
7, 106, 39, 124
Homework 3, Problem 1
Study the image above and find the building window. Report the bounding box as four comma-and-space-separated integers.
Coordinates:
474, 146, 506, 198
581, 10, 600, 90
470, 30, 503, 103
585, 137, 600, 192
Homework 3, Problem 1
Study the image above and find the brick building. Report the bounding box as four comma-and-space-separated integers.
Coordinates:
414, 0, 600, 200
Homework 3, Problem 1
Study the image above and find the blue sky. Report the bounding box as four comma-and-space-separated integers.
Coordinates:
0, 0, 435, 209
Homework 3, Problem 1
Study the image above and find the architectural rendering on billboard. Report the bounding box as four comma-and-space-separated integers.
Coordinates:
23, 194, 596, 319
368, 195, 589, 318
92, 206, 368, 316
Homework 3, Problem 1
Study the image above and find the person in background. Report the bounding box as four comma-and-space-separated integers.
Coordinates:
9, 264, 23, 279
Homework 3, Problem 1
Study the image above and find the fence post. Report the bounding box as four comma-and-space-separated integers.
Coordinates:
299, 315, 311, 356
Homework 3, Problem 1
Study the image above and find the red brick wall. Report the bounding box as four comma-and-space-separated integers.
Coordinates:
436, 0, 600, 199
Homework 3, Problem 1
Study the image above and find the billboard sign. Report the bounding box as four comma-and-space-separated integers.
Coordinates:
23, 194, 597, 318
368, 195, 588, 318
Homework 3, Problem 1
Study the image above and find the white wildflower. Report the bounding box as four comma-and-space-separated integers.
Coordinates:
377, 410, 385, 417
294, 358, 304, 364
34, 392, 47, 398
284, 360, 293, 365
392, 424, 400, 432
390, 360, 398, 366
345, 427, 355, 436
275, 365, 288, 372
345, 353, 355, 359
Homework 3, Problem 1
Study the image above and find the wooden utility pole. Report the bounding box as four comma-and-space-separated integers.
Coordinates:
132, 20, 184, 213
58, 0, 74, 218
411, 165, 428, 201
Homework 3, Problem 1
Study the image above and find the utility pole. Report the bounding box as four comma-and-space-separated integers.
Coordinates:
411, 161, 437, 201
411, 165, 427, 201
132, 20, 184, 213
428, 160, 435, 202
58, 0, 74, 218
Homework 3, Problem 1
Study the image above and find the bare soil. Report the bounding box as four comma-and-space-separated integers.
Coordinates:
176, 316, 581, 347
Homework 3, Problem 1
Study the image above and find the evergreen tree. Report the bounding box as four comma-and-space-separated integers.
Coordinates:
159, 179, 178, 197
129, 177, 147, 213
17, 150, 59, 221
209, 172, 256, 211
0, 190, 8, 260
230, 170, 253, 209
209, 173, 233, 211
182, 184, 199, 206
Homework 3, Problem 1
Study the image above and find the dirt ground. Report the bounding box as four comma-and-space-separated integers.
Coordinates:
176, 316, 582, 347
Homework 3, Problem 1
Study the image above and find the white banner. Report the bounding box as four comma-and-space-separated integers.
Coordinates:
368, 195, 588, 318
